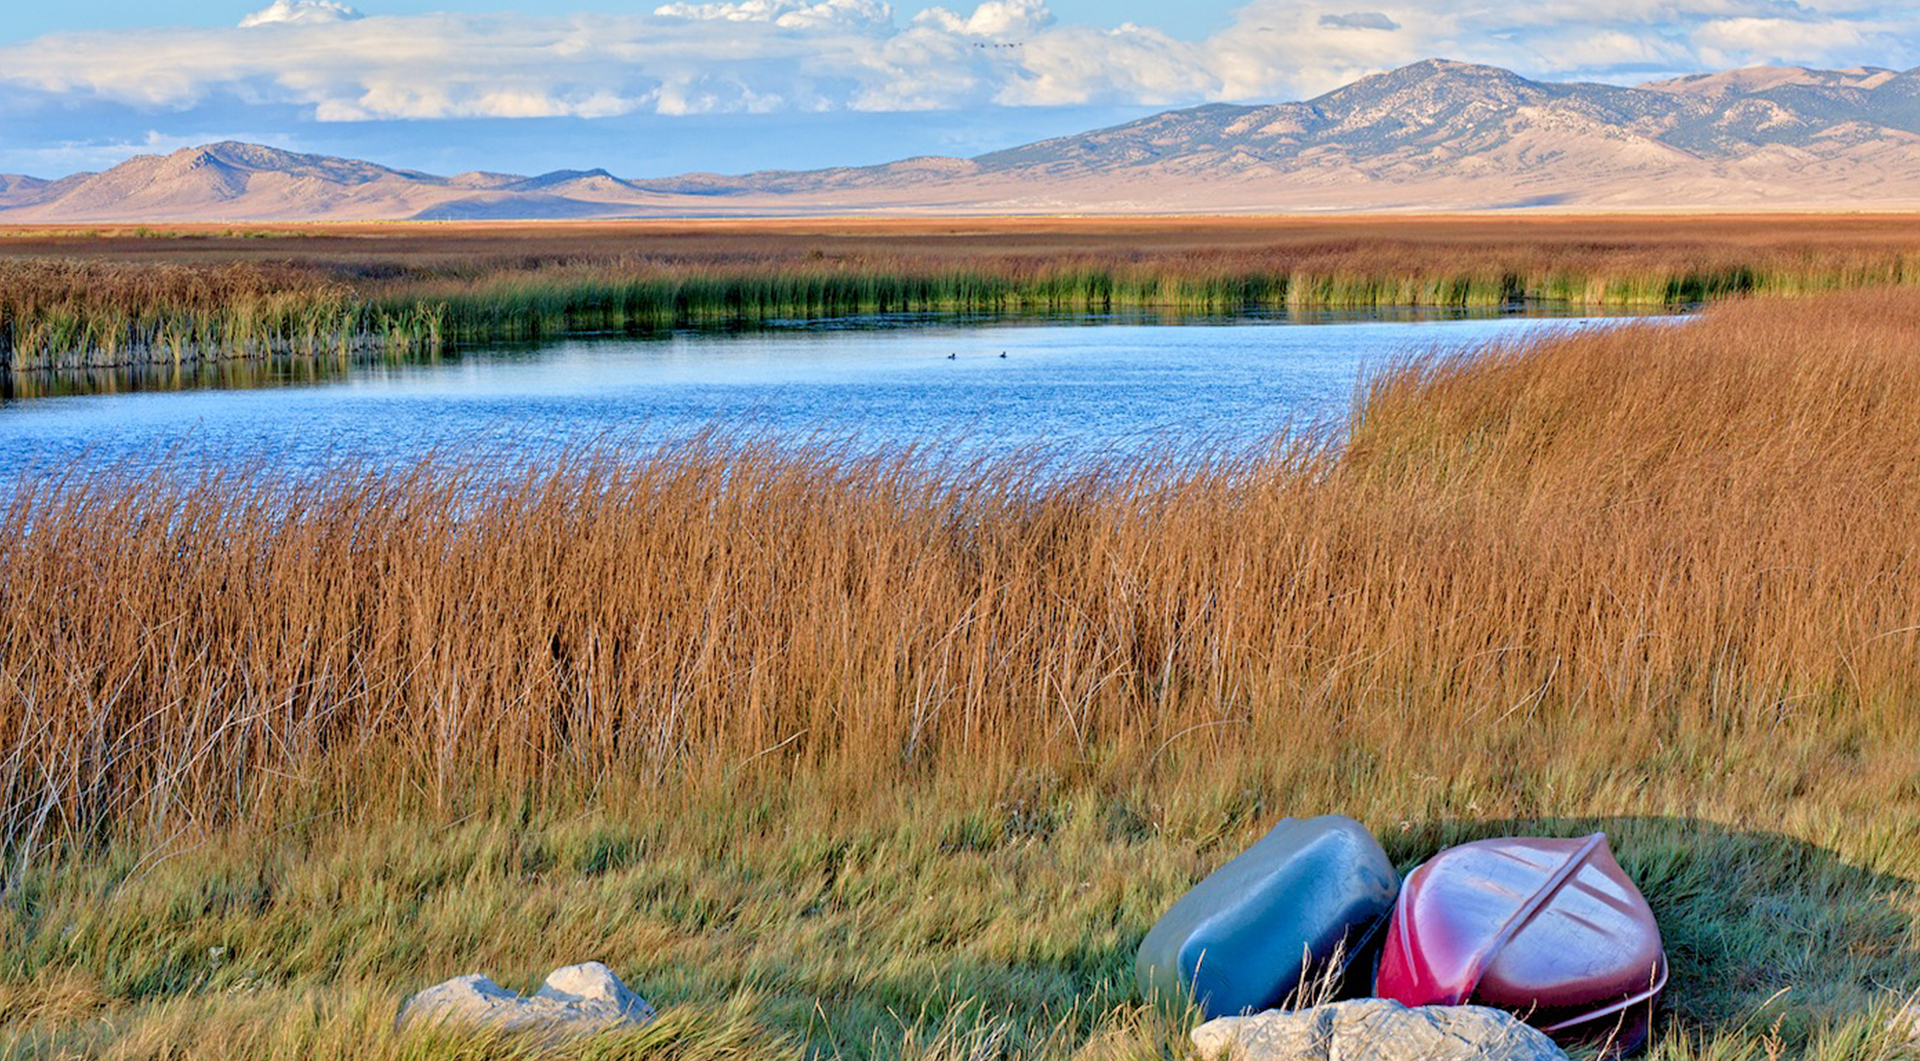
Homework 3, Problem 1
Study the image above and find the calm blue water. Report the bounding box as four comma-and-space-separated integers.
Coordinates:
0, 313, 1661, 477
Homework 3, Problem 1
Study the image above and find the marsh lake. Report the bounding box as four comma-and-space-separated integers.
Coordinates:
0, 310, 1672, 476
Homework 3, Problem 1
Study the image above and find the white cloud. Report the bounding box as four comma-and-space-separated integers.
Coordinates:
0, 0, 1912, 129
1528, 29, 1693, 72
912, 0, 1054, 38
239, 1, 363, 27
0, 3, 1220, 121
652, 0, 895, 31
1692, 16, 1869, 66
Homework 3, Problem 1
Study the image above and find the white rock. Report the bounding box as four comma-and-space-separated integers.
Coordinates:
1191, 998, 1568, 1061
398, 974, 534, 1031
532, 961, 658, 1023
397, 962, 656, 1039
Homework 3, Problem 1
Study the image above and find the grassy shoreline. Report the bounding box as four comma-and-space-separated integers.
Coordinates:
8, 215, 1920, 370
3, 288, 1918, 1057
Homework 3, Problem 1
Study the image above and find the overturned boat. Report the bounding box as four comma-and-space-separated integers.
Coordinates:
1374, 832, 1667, 1053
1137, 815, 1399, 1019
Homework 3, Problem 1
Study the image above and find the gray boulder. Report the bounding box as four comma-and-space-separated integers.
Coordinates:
1192, 999, 1568, 1061
397, 961, 656, 1039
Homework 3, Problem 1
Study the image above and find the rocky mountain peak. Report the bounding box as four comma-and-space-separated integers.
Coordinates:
1320, 58, 1538, 101
1304, 58, 1549, 141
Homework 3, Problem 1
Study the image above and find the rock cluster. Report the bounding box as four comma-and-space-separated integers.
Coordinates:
1191, 999, 1569, 1061
396, 961, 656, 1040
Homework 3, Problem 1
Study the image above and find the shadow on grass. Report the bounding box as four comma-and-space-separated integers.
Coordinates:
1376, 816, 1919, 1045
627, 816, 1915, 1058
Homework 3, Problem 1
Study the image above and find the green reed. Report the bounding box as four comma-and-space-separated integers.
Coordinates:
7, 248, 1920, 370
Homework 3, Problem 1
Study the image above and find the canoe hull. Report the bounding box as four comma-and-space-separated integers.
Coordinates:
1137, 815, 1399, 1019
1374, 833, 1666, 1054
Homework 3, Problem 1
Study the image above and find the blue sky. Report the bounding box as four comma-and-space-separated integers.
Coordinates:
2, 0, 1914, 179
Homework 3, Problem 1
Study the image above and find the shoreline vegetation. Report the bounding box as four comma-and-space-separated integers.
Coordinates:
3, 286, 1917, 1058
7, 215, 1920, 370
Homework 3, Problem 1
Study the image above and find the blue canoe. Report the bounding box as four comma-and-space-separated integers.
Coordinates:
1136, 815, 1400, 1018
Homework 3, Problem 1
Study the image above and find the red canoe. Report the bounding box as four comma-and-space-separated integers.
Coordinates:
1374, 833, 1667, 1053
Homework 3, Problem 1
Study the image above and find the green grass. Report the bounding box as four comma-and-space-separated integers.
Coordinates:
363, 261, 1920, 345
2, 756, 1915, 1060
9, 247, 1920, 370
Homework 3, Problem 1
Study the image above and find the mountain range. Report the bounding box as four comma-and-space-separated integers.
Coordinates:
7, 59, 1920, 222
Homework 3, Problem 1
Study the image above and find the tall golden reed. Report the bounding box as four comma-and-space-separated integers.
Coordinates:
2, 289, 1918, 863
